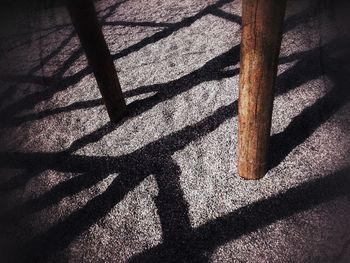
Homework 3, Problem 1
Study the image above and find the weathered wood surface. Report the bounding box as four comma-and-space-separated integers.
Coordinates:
67, 0, 127, 122
238, 0, 287, 179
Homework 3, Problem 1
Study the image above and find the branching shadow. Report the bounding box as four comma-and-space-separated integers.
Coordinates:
1, 99, 238, 262
269, 39, 350, 169
0, 45, 240, 129
1, 1, 350, 262
4, 36, 350, 259
0, 0, 240, 123
0, 0, 128, 117
129, 167, 350, 262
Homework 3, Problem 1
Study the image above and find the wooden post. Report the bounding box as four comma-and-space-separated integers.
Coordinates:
238, 0, 286, 179
67, 0, 127, 123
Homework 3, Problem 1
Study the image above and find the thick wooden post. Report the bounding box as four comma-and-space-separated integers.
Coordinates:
238, 0, 286, 179
67, 0, 127, 123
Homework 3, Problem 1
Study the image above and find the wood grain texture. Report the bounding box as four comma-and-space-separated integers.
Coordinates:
67, 0, 127, 123
238, 0, 286, 179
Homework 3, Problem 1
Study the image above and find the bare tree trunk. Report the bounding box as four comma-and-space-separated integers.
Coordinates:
67, 0, 127, 123
238, 0, 287, 179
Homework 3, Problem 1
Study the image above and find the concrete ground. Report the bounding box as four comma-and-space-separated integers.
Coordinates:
1, 0, 350, 262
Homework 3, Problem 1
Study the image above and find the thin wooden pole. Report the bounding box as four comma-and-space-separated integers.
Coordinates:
238, 0, 286, 180
67, 0, 127, 123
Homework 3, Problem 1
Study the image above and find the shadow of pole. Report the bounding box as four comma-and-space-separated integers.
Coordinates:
129, 167, 350, 262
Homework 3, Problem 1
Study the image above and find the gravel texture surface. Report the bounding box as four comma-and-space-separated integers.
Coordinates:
1, 0, 350, 262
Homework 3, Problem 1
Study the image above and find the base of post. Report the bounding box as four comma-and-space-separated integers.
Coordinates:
238, 160, 266, 180
107, 105, 128, 124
